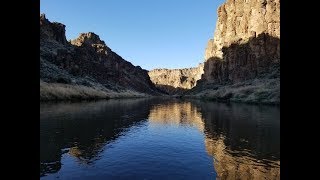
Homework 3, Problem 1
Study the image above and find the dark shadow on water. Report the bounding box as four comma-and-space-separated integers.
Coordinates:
191, 100, 280, 179
40, 99, 157, 176
193, 100, 280, 160
40, 98, 279, 179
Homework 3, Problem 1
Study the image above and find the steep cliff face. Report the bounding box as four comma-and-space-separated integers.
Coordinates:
148, 64, 204, 95
40, 14, 160, 100
189, 0, 280, 104
202, 0, 279, 83
40, 14, 67, 45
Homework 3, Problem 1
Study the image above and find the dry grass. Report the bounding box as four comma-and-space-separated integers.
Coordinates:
187, 78, 279, 105
40, 81, 149, 101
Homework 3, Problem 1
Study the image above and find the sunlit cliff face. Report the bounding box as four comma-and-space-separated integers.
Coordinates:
148, 101, 280, 180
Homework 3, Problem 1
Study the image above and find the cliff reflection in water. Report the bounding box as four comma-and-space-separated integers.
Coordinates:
196, 101, 280, 180
148, 101, 204, 132
40, 99, 279, 179
148, 100, 280, 179
40, 99, 153, 176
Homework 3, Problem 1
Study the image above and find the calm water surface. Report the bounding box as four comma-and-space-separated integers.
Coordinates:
40, 98, 280, 179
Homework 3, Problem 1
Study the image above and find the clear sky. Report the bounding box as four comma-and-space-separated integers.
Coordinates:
40, 0, 225, 70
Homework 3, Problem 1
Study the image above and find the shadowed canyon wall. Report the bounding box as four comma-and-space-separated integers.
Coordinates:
40, 14, 161, 100
201, 0, 280, 83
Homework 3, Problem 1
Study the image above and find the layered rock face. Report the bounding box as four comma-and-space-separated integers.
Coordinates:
148, 64, 204, 95
202, 0, 280, 84
189, 0, 280, 104
40, 14, 160, 100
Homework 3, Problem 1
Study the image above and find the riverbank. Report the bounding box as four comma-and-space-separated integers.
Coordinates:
184, 78, 280, 105
40, 79, 279, 105
40, 81, 151, 102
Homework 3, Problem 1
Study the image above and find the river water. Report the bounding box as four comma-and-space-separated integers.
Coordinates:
40, 98, 280, 179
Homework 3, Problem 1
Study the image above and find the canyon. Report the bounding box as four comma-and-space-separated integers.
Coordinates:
40, 14, 161, 101
149, 0, 280, 104
40, 0, 280, 179
40, 0, 280, 104
188, 0, 280, 105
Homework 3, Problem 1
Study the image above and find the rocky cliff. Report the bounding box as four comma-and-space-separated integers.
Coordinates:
188, 0, 280, 104
40, 14, 160, 101
148, 64, 204, 95
202, 0, 280, 83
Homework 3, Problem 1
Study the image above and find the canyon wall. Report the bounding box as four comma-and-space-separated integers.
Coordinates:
189, 0, 280, 104
148, 64, 204, 95
202, 0, 280, 84
40, 14, 160, 100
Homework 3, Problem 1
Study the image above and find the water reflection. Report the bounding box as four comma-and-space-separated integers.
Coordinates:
149, 100, 280, 179
40, 99, 152, 176
194, 101, 280, 179
40, 98, 279, 179
148, 101, 204, 131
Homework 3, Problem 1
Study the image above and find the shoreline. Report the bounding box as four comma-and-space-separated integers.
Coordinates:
40, 86, 279, 106
40, 81, 154, 102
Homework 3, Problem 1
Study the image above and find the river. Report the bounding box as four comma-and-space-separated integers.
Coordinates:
40, 98, 280, 179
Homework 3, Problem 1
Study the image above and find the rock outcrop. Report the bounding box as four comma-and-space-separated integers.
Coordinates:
202, 0, 280, 83
204, 0, 280, 62
188, 0, 280, 104
40, 14, 160, 100
148, 64, 204, 95
40, 14, 67, 45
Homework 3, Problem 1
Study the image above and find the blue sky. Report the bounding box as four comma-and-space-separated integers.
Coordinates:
40, 0, 225, 70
